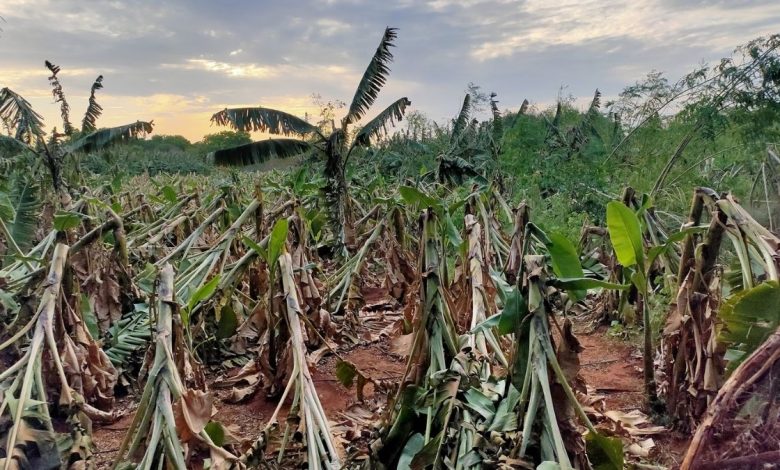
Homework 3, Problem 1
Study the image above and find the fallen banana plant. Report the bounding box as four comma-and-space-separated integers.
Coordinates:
0, 243, 115, 469
112, 263, 237, 469
328, 213, 387, 314
660, 190, 780, 429
464, 213, 507, 371
240, 249, 340, 469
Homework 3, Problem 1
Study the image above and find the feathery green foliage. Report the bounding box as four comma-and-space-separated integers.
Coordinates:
343, 26, 398, 126
81, 75, 104, 133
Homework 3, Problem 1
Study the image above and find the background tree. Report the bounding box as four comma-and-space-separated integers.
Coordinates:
195, 130, 251, 155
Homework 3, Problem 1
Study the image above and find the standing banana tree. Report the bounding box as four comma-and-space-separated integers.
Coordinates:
209, 27, 411, 251
1, 68, 153, 195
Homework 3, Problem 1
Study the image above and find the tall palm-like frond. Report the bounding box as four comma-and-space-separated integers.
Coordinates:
210, 138, 312, 166
587, 88, 601, 116
342, 27, 398, 126
544, 101, 567, 148
518, 99, 529, 115
490, 92, 503, 147
571, 89, 604, 150
67, 120, 153, 153
510, 99, 530, 128
45, 60, 73, 135
451, 93, 471, 142
0, 87, 45, 144
551, 101, 562, 128
211, 107, 323, 139
352, 97, 411, 148
81, 75, 104, 133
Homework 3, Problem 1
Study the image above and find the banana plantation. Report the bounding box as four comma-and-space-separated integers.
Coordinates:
1, 26, 780, 470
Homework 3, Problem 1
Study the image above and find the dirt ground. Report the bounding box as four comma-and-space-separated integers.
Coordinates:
575, 323, 690, 468
93, 309, 690, 469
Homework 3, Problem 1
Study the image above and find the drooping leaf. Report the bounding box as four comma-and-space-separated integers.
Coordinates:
499, 285, 526, 335
398, 185, 439, 210
210, 138, 312, 166
353, 97, 411, 147
546, 232, 584, 291
409, 430, 444, 469
211, 107, 322, 138
397, 433, 424, 470
606, 201, 644, 269
0, 134, 31, 155
719, 281, 780, 369
0, 192, 13, 222
242, 235, 267, 260
204, 421, 226, 447
67, 120, 154, 153
188, 275, 221, 311
161, 185, 178, 204
1, 179, 40, 253
377, 385, 421, 464
216, 304, 238, 339
79, 294, 100, 339
53, 210, 83, 231
647, 225, 707, 266
104, 303, 151, 367
438, 155, 486, 186
335, 360, 358, 387
343, 27, 398, 126
0, 87, 45, 144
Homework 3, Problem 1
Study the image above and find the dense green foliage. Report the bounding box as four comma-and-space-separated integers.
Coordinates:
2, 35, 778, 240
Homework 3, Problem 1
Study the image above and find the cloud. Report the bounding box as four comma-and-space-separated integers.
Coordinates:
1, 0, 778, 141
456, 0, 780, 60
162, 59, 360, 84
316, 18, 352, 36
165, 59, 282, 79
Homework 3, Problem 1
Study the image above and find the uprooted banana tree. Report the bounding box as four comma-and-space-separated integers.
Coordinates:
209, 27, 410, 252
239, 237, 341, 469
370, 200, 624, 469
659, 189, 780, 430
112, 264, 238, 469
0, 243, 118, 469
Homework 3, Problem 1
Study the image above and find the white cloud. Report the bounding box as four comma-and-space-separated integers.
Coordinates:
1, 0, 170, 38
163, 59, 360, 83
469, 0, 780, 60
315, 18, 352, 36
165, 59, 280, 78
229, 49, 243, 56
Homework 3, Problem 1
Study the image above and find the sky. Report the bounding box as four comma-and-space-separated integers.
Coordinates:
1, 0, 779, 142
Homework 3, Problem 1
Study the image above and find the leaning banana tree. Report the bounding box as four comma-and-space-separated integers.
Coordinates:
209, 27, 411, 252
1, 61, 153, 195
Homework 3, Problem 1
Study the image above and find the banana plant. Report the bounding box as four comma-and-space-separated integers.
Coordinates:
209, 27, 410, 253
605, 200, 662, 405
240, 219, 340, 469
113, 264, 237, 469
0, 243, 118, 469
661, 189, 780, 428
